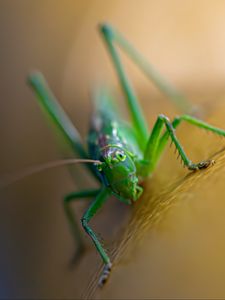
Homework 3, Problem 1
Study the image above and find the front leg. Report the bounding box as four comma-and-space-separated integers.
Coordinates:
81, 188, 112, 287
143, 114, 215, 176
64, 189, 100, 265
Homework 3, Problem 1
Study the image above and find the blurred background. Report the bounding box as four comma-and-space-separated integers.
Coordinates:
2, 0, 225, 298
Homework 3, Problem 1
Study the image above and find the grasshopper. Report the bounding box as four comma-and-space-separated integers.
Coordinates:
16, 24, 225, 286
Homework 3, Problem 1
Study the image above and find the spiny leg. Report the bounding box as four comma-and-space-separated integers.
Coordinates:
81, 188, 112, 287
154, 114, 225, 169
144, 114, 217, 175
64, 189, 100, 265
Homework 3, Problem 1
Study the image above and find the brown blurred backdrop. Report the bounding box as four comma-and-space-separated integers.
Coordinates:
2, 0, 225, 298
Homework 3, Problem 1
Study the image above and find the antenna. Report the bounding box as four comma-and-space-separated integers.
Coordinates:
0, 158, 101, 189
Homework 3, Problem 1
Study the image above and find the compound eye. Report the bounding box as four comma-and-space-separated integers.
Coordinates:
96, 163, 103, 172
115, 151, 126, 162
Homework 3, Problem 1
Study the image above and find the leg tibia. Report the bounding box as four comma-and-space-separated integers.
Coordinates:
156, 114, 225, 165
81, 188, 110, 264
63, 189, 100, 265
144, 114, 216, 175
81, 218, 110, 264
81, 188, 112, 286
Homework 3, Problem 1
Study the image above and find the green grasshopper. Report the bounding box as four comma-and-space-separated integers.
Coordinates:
26, 24, 225, 286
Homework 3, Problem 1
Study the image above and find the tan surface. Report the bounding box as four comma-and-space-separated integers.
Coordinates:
1, 1, 225, 298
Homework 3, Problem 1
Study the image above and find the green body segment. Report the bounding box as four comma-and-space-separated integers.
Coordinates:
88, 89, 142, 160
27, 23, 225, 287
88, 89, 143, 202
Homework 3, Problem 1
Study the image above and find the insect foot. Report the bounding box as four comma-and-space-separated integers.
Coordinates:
188, 159, 215, 171
98, 262, 112, 288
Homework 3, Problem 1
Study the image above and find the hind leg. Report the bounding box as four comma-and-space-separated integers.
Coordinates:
143, 114, 219, 175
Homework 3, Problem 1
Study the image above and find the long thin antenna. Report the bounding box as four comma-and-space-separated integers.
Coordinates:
0, 158, 101, 189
